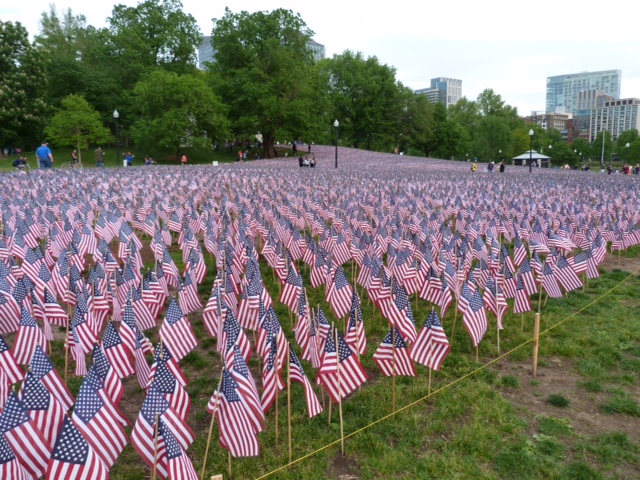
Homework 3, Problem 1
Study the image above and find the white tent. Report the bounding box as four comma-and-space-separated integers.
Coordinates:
511, 150, 551, 168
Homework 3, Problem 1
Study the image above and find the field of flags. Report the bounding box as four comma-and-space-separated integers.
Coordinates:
0, 145, 639, 478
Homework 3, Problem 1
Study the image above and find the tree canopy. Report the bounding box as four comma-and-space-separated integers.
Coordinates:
130, 70, 228, 158
45, 94, 113, 162
210, 8, 325, 158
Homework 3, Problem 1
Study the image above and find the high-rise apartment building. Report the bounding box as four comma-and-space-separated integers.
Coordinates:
546, 70, 621, 114
589, 97, 640, 142
415, 77, 462, 108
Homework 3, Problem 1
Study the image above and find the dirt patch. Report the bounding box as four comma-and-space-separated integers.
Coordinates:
327, 454, 360, 480
600, 253, 640, 274
495, 357, 640, 443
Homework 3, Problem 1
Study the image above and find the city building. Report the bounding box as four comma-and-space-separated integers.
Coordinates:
589, 97, 640, 142
525, 111, 572, 131
415, 77, 462, 108
546, 70, 621, 114
197, 36, 325, 70
306, 39, 326, 63
573, 90, 613, 142
198, 36, 216, 70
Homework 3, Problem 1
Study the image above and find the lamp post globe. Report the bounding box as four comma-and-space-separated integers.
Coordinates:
333, 119, 339, 169
548, 144, 552, 166
528, 129, 534, 173
626, 142, 630, 163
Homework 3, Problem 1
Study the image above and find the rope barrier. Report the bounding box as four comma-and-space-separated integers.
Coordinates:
254, 266, 640, 479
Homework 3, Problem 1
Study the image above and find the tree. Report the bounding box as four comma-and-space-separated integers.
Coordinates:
318, 51, 401, 150
130, 70, 228, 158
36, 6, 120, 120
46, 94, 113, 162
616, 129, 639, 162
0, 21, 48, 149
571, 138, 592, 166
210, 8, 325, 158
474, 116, 513, 161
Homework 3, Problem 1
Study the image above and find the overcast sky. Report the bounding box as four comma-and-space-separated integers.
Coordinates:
4, 0, 640, 116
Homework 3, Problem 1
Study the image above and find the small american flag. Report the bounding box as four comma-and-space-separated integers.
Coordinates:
0, 391, 51, 479
29, 345, 74, 411
158, 418, 199, 480
159, 298, 197, 362
288, 344, 322, 418
102, 321, 135, 379
373, 327, 416, 377
411, 310, 450, 371
47, 415, 109, 480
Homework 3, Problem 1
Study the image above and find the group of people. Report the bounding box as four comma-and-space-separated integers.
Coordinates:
470, 160, 506, 173
607, 164, 640, 175
298, 154, 316, 168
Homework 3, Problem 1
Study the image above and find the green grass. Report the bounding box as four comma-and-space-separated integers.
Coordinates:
547, 394, 571, 408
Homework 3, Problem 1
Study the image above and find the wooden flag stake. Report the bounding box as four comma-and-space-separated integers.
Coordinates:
151, 413, 160, 480
201, 370, 224, 480
287, 346, 293, 467
335, 326, 345, 455
532, 312, 541, 377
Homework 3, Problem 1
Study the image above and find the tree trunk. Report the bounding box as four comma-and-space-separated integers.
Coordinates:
263, 132, 276, 159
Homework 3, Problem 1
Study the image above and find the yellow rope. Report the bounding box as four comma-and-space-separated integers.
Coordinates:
254, 266, 640, 479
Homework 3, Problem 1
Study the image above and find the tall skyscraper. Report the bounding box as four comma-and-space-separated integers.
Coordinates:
415, 77, 462, 109
546, 70, 621, 114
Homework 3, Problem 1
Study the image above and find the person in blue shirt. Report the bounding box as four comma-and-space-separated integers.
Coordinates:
124, 151, 134, 166
35, 141, 54, 169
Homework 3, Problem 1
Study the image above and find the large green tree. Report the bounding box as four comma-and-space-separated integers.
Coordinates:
0, 21, 48, 148
130, 70, 228, 159
616, 129, 639, 162
36, 6, 119, 119
46, 94, 113, 162
210, 8, 325, 158
318, 50, 401, 150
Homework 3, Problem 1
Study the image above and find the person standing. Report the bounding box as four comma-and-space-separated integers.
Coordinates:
124, 151, 134, 166
35, 141, 54, 169
71, 149, 78, 167
94, 147, 105, 168
181, 153, 188, 165
499, 160, 505, 173
471, 161, 478, 173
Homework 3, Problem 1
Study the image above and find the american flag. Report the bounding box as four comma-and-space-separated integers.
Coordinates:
513, 275, 532, 314
260, 337, 284, 413
326, 265, 353, 319
386, 285, 417, 345
344, 291, 366, 356
0, 391, 51, 479
47, 415, 109, 480
0, 291, 20, 334
317, 327, 368, 403
12, 304, 48, 365
72, 368, 128, 469
411, 310, 450, 371
0, 428, 28, 480
221, 308, 251, 362
462, 289, 488, 347
159, 298, 197, 362
178, 268, 203, 315
91, 344, 124, 407
29, 345, 74, 411
517, 259, 538, 296
133, 328, 152, 389
158, 418, 199, 480
219, 344, 265, 435
149, 358, 191, 422
373, 327, 416, 377
130, 286, 156, 331
555, 255, 583, 292
131, 385, 195, 478
0, 334, 22, 384
279, 264, 302, 311
209, 369, 260, 458
288, 344, 322, 418
19, 370, 65, 449
541, 261, 563, 298
102, 321, 135, 379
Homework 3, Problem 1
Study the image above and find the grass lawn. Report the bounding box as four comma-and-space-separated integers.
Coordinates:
90, 244, 640, 479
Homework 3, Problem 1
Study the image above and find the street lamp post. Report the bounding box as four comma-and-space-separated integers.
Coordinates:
626, 142, 630, 164
333, 119, 339, 169
498, 149, 502, 162
528, 129, 534, 173
113, 109, 120, 167
548, 144, 552, 167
